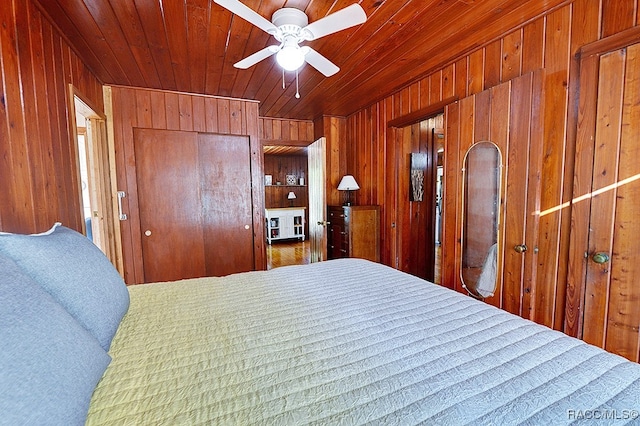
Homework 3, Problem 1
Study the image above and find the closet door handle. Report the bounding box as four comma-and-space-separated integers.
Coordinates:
117, 191, 127, 220
514, 244, 527, 253
592, 252, 610, 264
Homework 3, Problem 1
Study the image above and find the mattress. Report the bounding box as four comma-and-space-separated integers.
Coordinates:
87, 258, 640, 425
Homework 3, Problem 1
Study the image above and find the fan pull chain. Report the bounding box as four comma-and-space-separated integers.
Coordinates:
281, 69, 301, 98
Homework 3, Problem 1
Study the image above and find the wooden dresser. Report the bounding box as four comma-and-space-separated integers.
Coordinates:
327, 205, 380, 262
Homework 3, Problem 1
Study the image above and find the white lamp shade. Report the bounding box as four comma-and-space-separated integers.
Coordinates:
287, 191, 297, 199
337, 175, 360, 191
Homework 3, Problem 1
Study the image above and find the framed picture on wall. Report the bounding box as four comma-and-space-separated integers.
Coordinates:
286, 174, 297, 185
410, 153, 427, 201
265, 175, 272, 186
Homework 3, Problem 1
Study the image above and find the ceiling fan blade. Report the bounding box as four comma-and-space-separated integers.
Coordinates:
213, 0, 277, 34
234, 45, 280, 69
301, 4, 367, 41
303, 47, 339, 77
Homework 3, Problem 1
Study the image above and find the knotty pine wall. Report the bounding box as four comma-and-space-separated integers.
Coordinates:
344, 0, 640, 331
264, 154, 308, 208
0, 0, 104, 234
259, 117, 314, 146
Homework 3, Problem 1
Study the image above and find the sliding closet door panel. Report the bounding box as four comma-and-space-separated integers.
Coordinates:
502, 72, 543, 318
565, 55, 600, 338
134, 129, 206, 282
198, 133, 254, 276
443, 70, 543, 317
571, 45, 640, 361
605, 45, 640, 361
581, 50, 626, 347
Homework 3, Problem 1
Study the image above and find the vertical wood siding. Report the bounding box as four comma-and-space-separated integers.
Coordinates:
259, 117, 314, 145
0, 0, 104, 234
345, 0, 640, 330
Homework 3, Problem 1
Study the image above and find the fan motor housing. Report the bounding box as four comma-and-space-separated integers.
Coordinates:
272, 8, 309, 29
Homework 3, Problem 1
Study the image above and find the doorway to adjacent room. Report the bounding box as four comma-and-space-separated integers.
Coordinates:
264, 143, 316, 270
71, 89, 120, 269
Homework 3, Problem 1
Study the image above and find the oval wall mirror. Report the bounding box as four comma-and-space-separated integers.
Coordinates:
460, 141, 502, 299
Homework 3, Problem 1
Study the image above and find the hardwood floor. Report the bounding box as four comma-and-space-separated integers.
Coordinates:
266, 240, 311, 270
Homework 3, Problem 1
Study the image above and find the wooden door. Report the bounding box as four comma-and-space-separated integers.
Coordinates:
566, 44, 640, 362
198, 133, 255, 276
308, 137, 327, 263
134, 129, 254, 282
443, 70, 543, 318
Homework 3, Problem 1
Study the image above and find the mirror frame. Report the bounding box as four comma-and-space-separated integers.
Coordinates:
459, 141, 503, 299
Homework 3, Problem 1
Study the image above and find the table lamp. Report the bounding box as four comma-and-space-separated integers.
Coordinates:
337, 175, 359, 206
287, 191, 296, 206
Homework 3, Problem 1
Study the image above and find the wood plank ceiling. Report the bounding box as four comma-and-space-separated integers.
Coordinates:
33, 0, 568, 120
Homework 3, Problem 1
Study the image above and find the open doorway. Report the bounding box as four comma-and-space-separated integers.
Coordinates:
434, 128, 445, 284
387, 113, 444, 283
263, 145, 311, 269
70, 88, 118, 265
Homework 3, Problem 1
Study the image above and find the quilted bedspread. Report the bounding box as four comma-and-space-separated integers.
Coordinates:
87, 259, 640, 425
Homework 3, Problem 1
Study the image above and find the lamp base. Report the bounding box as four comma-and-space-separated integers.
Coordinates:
342, 190, 355, 206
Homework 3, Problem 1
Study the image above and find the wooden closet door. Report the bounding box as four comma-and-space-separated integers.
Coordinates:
134, 129, 254, 283
443, 70, 543, 317
198, 133, 255, 277
135, 129, 205, 282
566, 45, 640, 362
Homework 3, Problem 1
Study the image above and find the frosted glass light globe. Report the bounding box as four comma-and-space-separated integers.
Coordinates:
276, 45, 305, 71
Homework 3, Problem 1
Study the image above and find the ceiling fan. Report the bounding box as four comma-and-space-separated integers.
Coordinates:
213, 0, 367, 77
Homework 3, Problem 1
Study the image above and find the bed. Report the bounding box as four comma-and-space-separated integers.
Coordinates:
2, 224, 640, 425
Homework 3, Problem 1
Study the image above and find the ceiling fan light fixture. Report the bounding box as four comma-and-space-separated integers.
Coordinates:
276, 45, 305, 71
215, 0, 367, 77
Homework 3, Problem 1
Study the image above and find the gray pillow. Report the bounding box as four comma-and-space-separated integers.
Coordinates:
0, 223, 129, 350
0, 254, 111, 425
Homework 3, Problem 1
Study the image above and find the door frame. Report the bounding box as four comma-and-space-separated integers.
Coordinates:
385, 98, 455, 275
68, 85, 122, 273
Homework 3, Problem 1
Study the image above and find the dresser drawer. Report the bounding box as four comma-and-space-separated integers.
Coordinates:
328, 208, 345, 225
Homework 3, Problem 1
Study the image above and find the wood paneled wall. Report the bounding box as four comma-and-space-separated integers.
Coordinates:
0, 0, 104, 234
108, 86, 264, 284
314, 115, 347, 207
259, 117, 314, 146
264, 154, 308, 207
345, 0, 640, 331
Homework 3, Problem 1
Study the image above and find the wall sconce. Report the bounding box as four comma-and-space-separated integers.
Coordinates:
337, 175, 359, 206
287, 191, 296, 206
